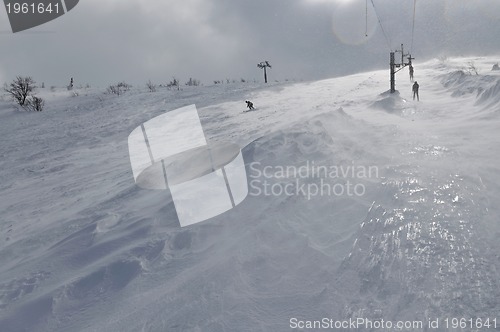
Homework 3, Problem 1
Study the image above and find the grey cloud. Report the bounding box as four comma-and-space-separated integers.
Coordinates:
0, 0, 499, 87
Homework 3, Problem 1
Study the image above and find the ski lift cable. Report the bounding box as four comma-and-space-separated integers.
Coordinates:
370, 0, 392, 51
410, 0, 417, 54
365, 0, 368, 37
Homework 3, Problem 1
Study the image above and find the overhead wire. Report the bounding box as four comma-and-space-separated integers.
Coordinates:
365, 0, 368, 37
410, 0, 417, 54
370, 0, 392, 51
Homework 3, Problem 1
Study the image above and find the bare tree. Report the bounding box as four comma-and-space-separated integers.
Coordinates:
4, 76, 36, 106
466, 61, 479, 75
146, 80, 157, 92
167, 77, 180, 90
257, 61, 272, 83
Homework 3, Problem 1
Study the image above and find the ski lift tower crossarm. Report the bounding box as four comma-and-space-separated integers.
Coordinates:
390, 44, 414, 93
257, 61, 272, 83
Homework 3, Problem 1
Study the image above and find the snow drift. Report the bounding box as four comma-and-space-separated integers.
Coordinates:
1, 57, 500, 331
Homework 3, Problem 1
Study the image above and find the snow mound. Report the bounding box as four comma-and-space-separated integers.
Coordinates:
440, 70, 500, 108
369, 90, 416, 116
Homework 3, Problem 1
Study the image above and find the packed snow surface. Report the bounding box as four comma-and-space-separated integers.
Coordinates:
1, 57, 499, 331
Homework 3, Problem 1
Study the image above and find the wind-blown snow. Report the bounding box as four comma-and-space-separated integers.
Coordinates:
1, 57, 499, 331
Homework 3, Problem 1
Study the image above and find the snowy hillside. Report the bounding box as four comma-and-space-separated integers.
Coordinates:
1, 57, 500, 331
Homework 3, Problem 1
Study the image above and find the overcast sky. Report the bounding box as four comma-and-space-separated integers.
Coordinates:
1, 0, 499, 87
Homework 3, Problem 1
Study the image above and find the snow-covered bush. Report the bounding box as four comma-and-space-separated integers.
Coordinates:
185, 78, 200, 86
25, 96, 45, 112
492, 63, 499, 71
167, 77, 179, 90
466, 61, 479, 75
146, 80, 157, 92
106, 82, 131, 96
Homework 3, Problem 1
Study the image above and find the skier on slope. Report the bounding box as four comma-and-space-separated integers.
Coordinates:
409, 65, 414, 81
412, 81, 419, 101
245, 100, 255, 110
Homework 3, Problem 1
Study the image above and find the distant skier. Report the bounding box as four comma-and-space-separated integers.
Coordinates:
409, 65, 414, 81
245, 100, 254, 110
412, 81, 419, 101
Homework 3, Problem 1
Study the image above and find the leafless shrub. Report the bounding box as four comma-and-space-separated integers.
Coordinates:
25, 96, 45, 112
117, 82, 131, 91
106, 82, 131, 96
146, 80, 157, 92
466, 61, 479, 75
185, 78, 200, 86
167, 77, 180, 90
4, 76, 36, 106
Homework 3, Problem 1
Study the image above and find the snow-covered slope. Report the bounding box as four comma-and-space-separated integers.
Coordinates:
1, 57, 499, 331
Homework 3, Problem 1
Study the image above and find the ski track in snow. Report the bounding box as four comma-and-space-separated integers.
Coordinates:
0, 57, 500, 331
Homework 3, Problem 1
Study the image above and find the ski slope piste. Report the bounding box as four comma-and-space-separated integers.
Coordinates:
0, 57, 499, 331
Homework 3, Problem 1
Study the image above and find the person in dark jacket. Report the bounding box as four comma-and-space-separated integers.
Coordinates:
412, 81, 419, 101
245, 100, 255, 110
